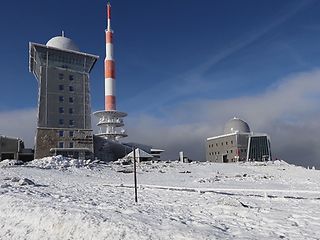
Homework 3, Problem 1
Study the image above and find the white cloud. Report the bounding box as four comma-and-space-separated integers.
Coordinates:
125, 69, 320, 168
0, 108, 37, 148
1, 70, 319, 168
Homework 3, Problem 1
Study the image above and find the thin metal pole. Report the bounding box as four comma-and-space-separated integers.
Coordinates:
133, 147, 138, 203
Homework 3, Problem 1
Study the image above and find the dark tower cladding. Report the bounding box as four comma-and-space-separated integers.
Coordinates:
29, 33, 98, 159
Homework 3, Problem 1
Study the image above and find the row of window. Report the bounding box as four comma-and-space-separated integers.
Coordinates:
59, 85, 75, 92
59, 96, 74, 103
59, 107, 74, 114
59, 73, 74, 81
59, 119, 75, 126
40, 52, 86, 67
49, 54, 84, 66
209, 152, 220, 156
208, 140, 234, 148
209, 149, 247, 156
58, 142, 74, 148
58, 130, 74, 137
209, 149, 234, 156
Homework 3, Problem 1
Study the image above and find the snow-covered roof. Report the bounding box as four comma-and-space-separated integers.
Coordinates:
125, 148, 154, 159
150, 149, 165, 153
224, 117, 251, 134
46, 36, 80, 52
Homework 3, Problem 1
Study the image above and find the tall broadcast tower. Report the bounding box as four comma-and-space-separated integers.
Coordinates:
93, 1, 127, 141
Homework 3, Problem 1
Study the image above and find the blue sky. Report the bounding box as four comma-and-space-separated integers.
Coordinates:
0, 0, 320, 167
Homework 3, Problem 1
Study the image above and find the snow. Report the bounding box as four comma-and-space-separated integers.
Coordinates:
0, 157, 320, 239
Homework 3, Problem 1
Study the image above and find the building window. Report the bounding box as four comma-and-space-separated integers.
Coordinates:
231, 140, 233, 144
59, 73, 64, 80
69, 108, 74, 114
69, 120, 75, 127
59, 119, 64, 125
59, 107, 64, 113
69, 142, 74, 148
69, 86, 74, 92
230, 150, 233, 153
221, 142, 223, 146
226, 142, 228, 145
216, 143, 218, 147
59, 96, 64, 102
69, 131, 74, 137
69, 75, 74, 81
58, 142, 64, 148
59, 85, 64, 91
227, 150, 229, 153
69, 97, 74, 103
58, 130, 64, 137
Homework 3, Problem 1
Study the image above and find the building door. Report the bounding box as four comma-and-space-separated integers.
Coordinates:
222, 154, 228, 163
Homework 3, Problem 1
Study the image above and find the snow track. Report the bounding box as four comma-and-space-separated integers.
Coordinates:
105, 183, 320, 200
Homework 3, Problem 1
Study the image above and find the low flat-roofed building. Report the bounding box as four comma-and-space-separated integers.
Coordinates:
206, 117, 271, 163
0, 135, 34, 161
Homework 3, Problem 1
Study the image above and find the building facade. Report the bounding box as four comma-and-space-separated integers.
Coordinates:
29, 34, 98, 159
0, 135, 34, 161
206, 118, 272, 163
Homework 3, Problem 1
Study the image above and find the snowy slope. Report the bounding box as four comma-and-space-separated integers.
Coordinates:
0, 157, 320, 240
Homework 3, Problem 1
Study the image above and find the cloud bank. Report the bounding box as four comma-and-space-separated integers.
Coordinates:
126, 69, 320, 168
1, 70, 319, 168
0, 108, 37, 148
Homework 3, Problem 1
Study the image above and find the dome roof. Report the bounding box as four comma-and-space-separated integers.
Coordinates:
224, 117, 251, 134
46, 36, 80, 52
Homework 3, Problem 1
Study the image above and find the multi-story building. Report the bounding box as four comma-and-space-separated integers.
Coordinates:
29, 34, 98, 159
206, 117, 272, 163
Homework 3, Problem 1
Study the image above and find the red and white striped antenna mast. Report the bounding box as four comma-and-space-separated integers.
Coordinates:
94, 0, 128, 141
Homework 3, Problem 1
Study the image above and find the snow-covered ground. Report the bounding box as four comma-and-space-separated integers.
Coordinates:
0, 157, 320, 239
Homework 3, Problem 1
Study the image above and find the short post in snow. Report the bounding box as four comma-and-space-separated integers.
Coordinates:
133, 146, 138, 203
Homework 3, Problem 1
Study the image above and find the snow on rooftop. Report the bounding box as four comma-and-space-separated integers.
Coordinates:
46, 36, 80, 52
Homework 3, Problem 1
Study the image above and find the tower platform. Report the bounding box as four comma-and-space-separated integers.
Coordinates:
93, 110, 127, 140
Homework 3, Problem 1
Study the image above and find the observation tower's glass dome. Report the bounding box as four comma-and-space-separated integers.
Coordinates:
224, 117, 251, 134
46, 35, 80, 52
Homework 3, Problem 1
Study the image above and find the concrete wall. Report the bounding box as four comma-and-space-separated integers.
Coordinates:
206, 134, 250, 163
0, 136, 33, 161
37, 67, 91, 129
0, 136, 20, 160
206, 135, 237, 163
35, 128, 93, 159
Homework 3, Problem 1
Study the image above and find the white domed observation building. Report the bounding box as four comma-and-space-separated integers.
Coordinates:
29, 32, 99, 159
206, 117, 272, 163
